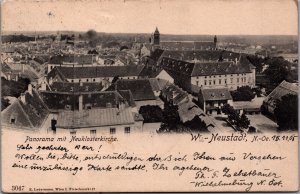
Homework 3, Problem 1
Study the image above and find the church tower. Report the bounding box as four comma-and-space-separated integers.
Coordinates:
153, 27, 160, 45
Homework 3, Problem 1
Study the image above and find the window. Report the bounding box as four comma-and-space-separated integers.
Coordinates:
93, 79, 96, 82
90, 130, 96, 136
10, 117, 16, 124
128, 77, 130, 79
196, 81, 199, 86
209, 81, 211, 85
219, 79, 221, 84
204, 80, 207, 85
65, 105, 71, 110
230, 78, 233, 83
213, 80, 216, 85
86, 79, 89, 82
237, 78, 239, 83
225, 80, 227, 84
125, 127, 130, 134
71, 80, 74, 83
70, 131, 76, 136
110, 128, 116, 134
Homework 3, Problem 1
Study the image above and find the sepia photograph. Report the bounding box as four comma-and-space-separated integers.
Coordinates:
1, 0, 298, 192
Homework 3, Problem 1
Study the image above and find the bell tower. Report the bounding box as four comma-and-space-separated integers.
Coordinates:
153, 27, 160, 45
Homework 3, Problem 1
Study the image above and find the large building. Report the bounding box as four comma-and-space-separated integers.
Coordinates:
158, 57, 256, 93
47, 65, 145, 89
2, 82, 144, 135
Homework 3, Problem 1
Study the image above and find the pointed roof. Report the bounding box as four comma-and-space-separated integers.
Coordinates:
154, 27, 160, 34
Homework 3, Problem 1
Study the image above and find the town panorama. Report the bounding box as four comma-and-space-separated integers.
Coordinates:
1, 28, 298, 135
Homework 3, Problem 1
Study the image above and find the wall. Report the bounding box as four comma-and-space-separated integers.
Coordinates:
191, 72, 255, 91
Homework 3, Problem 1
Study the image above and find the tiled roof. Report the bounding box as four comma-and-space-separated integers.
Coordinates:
115, 79, 156, 101
49, 54, 94, 64
161, 50, 250, 64
53, 65, 145, 79
160, 57, 253, 77
57, 107, 135, 128
161, 83, 189, 105
178, 100, 205, 123
50, 82, 104, 92
264, 80, 298, 104
39, 91, 128, 111
200, 88, 232, 101
149, 78, 161, 91
117, 90, 136, 107
191, 61, 252, 76
1, 90, 49, 129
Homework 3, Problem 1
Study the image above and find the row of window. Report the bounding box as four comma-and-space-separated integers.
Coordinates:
69, 127, 131, 136
196, 77, 248, 86
198, 73, 248, 79
69, 77, 135, 83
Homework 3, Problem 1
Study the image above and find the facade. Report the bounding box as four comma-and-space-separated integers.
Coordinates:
198, 88, 232, 114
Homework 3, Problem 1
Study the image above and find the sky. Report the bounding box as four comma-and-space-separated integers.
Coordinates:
1, 0, 298, 35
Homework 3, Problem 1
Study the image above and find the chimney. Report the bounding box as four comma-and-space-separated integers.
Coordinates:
235, 58, 238, 64
78, 95, 83, 111
20, 93, 26, 104
21, 63, 25, 73
40, 82, 46, 91
80, 81, 83, 86
28, 84, 32, 95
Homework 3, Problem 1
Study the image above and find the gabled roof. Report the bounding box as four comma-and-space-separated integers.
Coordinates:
264, 80, 298, 104
149, 78, 161, 91
53, 65, 145, 79
115, 79, 156, 101
200, 88, 232, 101
178, 100, 205, 123
160, 57, 252, 77
49, 54, 94, 64
57, 107, 135, 129
191, 61, 252, 76
161, 83, 189, 105
1, 89, 49, 129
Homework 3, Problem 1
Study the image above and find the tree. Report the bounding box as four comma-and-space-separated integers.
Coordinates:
274, 94, 298, 130
139, 105, 163, 123
86, 30, 97, 40
247, 55, 264, 73
231, 86, 255, 101
264, 57, 293, 86
237, 113, 250, 130
222, 104, 250, 131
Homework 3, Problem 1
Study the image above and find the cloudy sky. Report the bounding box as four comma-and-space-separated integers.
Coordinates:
2, 0, 298, 35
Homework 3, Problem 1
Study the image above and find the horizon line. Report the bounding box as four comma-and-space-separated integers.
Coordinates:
1, 30, 298, 36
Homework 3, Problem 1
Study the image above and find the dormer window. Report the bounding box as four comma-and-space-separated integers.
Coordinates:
211, 93, 215, 97
85, 86, 89, 91
70, 87, 74, 92
65, 105, 71, 110
10, 116, 16, 124
106, 102, 112, 108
